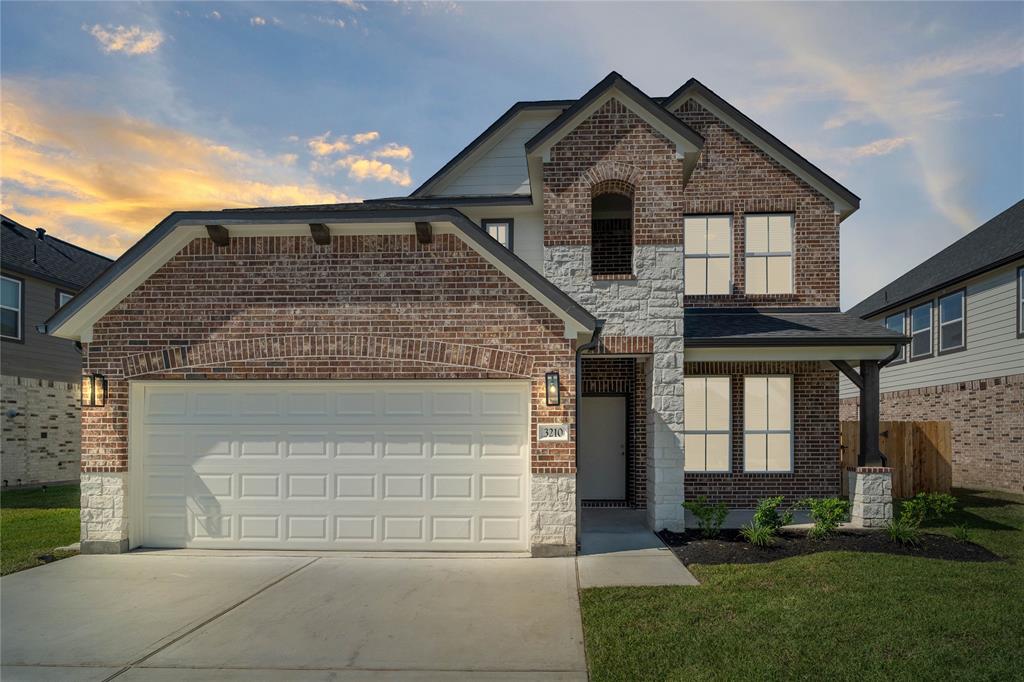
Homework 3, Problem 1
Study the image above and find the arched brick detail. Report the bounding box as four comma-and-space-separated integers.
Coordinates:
122, 335, 534, 379
584, 162, 644, 194
590, 179, 635, 200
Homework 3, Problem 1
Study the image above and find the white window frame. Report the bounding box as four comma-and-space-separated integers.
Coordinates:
1, 274, 23, 341
482, 218, 514, 251
909, 301, 933, 360
744, 214, 794, 295
937, 289, 966, 354
683, 376, 732, 473
884, 311, 907, 364
743, 375, 794, 473
684, 215, 732, 295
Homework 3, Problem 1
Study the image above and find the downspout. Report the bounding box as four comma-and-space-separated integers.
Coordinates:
871, 342, 906, 467
574, 319, 605, 552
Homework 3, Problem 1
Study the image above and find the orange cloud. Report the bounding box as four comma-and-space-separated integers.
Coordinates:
1, 83, 354, 257
307, 131, 352, 156
335, 155, 412, 186
352, 131, 380, 144
84, 24, 165, 55
373, 143, 413, 161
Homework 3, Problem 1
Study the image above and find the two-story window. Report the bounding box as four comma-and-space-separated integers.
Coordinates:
482, 219, 513, 250
684, 216, 731, 295
1, 274, 23, 341
683, 377, 731, 472
745, 215, 793, 295
909, 301, 933, 360
937, 289, 966, 354
743, 376, 793, 472
885, 311, 907, 364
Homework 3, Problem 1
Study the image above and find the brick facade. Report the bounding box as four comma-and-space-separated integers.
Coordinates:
673, 99, 840, 308
1, 375, 81, 487
840, 373, 1024, 493
684, 361, 841, 506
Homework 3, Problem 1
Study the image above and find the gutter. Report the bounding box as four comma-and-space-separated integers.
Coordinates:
573, 319, 605, 552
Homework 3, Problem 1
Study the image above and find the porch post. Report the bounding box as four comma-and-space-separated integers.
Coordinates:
858, 359, 883, 466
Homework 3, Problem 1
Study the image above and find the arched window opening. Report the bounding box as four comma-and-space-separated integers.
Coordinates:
591, 191, 634, 277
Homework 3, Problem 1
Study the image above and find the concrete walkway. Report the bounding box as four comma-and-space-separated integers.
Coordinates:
576, 509, 699, 588
1, 553, 587, 680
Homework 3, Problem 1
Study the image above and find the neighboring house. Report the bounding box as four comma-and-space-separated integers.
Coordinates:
841, 200, 1024, 493
44, 72, 904, 555
1, 215, 113, 487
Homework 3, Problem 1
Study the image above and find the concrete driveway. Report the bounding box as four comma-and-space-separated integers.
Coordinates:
1, 553, 586, 680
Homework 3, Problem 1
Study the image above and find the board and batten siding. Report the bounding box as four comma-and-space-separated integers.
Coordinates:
433, 111, 558, 197
0, 271, 83, 383
840, 259, 1024, 398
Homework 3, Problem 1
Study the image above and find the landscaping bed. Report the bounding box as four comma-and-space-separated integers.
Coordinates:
657, 526, 1002, 565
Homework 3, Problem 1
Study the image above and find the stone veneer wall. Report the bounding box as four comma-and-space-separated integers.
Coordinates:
80, 472, 129, 552
840, 373, 1024, 493
1, 375, 81, 487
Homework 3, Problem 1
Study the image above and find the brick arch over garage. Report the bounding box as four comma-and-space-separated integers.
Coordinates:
122, 335, 535, 379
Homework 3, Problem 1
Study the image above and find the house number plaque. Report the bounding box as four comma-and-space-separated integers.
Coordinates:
537, 423, 569, 441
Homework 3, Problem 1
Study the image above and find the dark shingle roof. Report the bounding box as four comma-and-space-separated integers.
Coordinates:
847, 199, 1024, 319
1, 215, 113, 290
685, 308, 908, 346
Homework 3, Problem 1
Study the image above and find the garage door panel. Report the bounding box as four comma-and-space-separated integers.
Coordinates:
137, 382, 530, 551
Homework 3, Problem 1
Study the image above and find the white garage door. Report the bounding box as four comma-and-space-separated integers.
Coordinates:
133, 381, 530, 551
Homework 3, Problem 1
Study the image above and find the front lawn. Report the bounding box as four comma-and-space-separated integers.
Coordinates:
580, 489, 1024, 681
1, 484, 80, 575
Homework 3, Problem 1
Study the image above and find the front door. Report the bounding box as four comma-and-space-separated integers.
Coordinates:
578, 396, 626, 500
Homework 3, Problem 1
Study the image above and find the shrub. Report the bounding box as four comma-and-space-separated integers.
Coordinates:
952, 524, 972, 544
900, 492, 957, 527
886, 516, 921, 546
682, 496, 729, 538
740, 521, 776, 547
799, 497, 850, 540
752, 496, 795, 531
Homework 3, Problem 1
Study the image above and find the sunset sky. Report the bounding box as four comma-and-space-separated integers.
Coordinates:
2, 1, 1021, 308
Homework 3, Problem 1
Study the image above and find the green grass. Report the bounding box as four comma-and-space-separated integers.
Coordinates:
1, 484, 80, 575
580, 489, 1024, 681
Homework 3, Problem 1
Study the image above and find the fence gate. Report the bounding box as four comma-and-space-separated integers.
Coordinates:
840, 421, 952, 498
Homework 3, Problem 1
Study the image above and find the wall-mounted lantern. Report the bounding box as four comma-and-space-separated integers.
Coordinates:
82, 373, 107, 407
545, 371, 560, 406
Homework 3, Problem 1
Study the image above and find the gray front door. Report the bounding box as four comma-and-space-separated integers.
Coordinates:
578, 396, 626, 500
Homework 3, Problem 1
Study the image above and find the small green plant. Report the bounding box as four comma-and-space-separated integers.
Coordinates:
885, 516, 921, 546
752, 495, 795, 531
952, 524, 972, 544
740, 521, 776, 547
799, 497, 850, 540
682, 496, 729, 538
900, 492, 957, 526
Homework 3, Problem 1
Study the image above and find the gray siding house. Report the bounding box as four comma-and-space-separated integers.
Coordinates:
840, 199, 1024, 492
1, 215, 112, 487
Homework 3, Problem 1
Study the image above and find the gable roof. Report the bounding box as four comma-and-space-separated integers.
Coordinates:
663, 79, 860, 218
1, 214, 113, 290
848, 199, 1024, 319
42, 205, 598, 342
524, 71, 704, 158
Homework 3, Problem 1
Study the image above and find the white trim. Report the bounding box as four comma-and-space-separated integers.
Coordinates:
685, 345, 898, 362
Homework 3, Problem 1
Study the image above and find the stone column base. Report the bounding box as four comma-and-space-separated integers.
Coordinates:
80, 471, 130, 553
847, 467, 893, 528
530, 473, 576, 556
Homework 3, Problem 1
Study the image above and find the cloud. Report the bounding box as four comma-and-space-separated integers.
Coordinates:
850, 137, 912, 159
0, 83, 354, 257
336, 0, 368, 10
335, 156, 412, 186
314, 16, 346, 29
206, 11, 222, 20
84, 24, 165, 55
352, 131, 380, 144
250, 16, 267, 26
373, 143, 413, 161
307, 131, 351, 156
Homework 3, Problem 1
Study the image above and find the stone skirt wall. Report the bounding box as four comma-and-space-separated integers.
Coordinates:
1, 374, 80, 487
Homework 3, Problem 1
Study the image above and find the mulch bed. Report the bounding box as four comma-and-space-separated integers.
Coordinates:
657, 528, 1003, 565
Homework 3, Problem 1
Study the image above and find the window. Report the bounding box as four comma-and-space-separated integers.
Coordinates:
57, 290, 74, 309
743, 376, 792, 472
683, 377, 731, 472
591, 191, 633, 276
885, 311, 907, 364
684, 216, 731, 295
1017, 267, 1023, 338
482, 219, 513, 250
909, 301, 933, 359
938, 290, 965, 353
745, 214, 793, 294
1, 275, 23, 341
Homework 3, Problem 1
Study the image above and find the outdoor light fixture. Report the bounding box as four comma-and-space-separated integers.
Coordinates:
545, 371, 560, 406
81, 373, 107, 407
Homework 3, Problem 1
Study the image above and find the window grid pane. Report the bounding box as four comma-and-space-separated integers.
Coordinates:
910, 303, 932, 358
685, 216, 731, 295
744, 376, 792, 472
885, 312, 906, 362
938, 291, 965, 352
745, 215, 793, 294
0, 276, 21, 339
684, 376, 731, 472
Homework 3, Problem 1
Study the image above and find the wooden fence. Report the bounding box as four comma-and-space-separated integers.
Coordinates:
840, 421, 953, 498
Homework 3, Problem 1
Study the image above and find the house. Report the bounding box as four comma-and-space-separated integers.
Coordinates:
1, 215, 113, 487
841, 200, 1024, 493
43, 72, 905, 555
